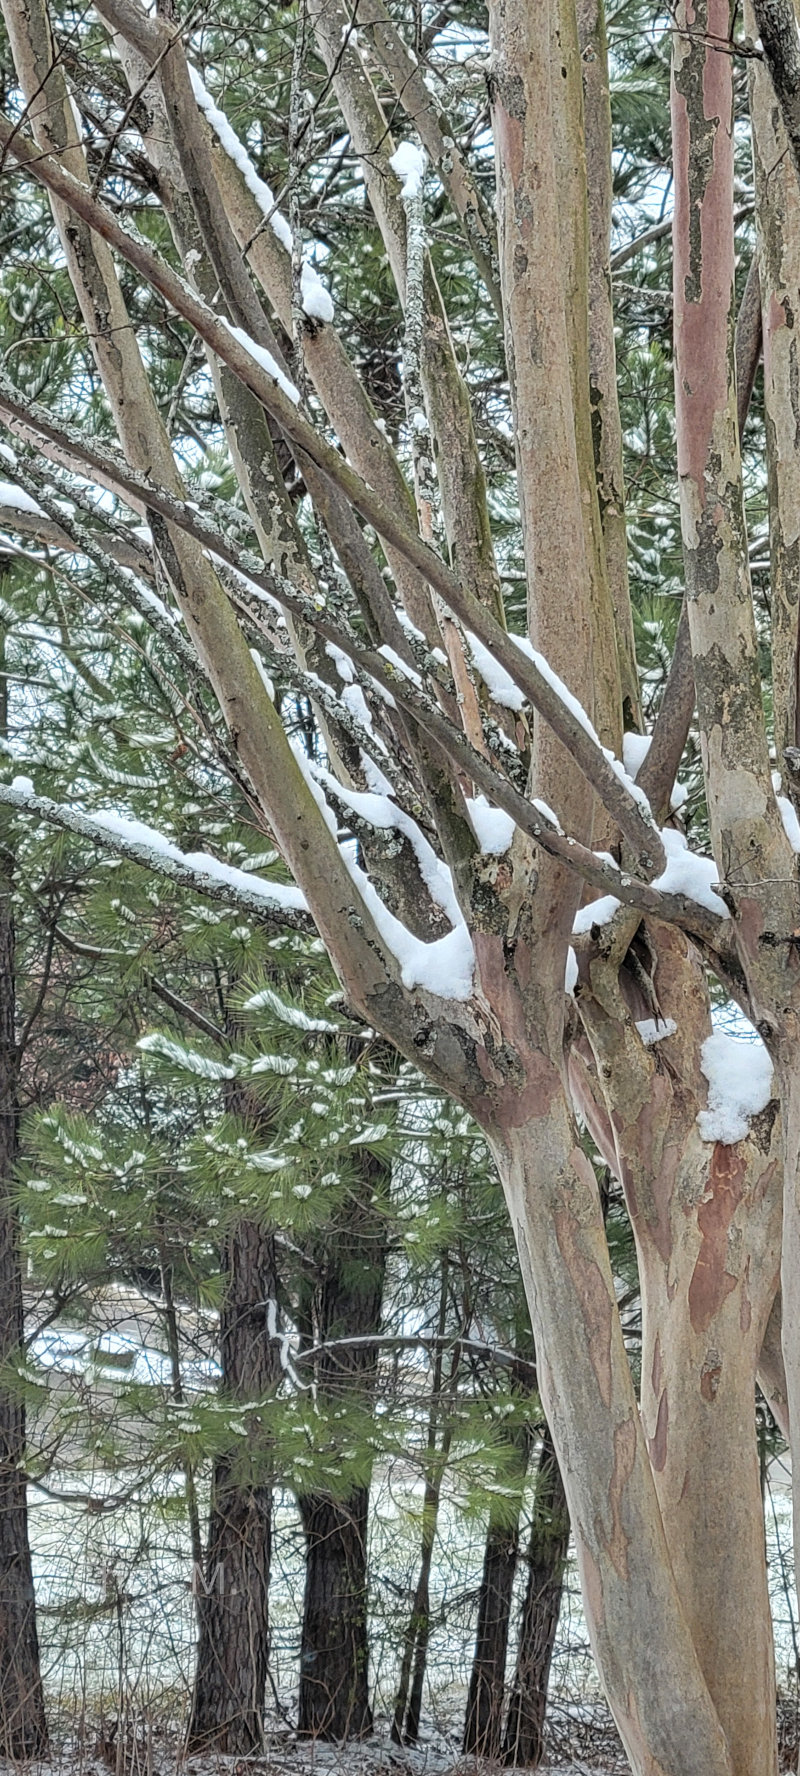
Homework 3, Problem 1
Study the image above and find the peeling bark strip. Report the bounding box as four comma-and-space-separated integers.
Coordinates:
498, 1121, 734, 1776
672, 1, 787, 889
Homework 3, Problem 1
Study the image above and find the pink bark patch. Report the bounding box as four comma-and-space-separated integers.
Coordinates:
688, 1141, 746, 1334
595, 1416, 636, 1581
554, 1188, 614, 1409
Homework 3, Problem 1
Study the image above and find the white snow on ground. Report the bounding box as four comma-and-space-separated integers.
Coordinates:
188, 65, 334, 323
390, 140, 427, 198
697, 1025, 774, 1144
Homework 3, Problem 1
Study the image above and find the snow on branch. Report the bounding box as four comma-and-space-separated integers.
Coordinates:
187, 63, 335, 326
0, 781, 314, 932
0, 125, 667, 875
0, 380, 728, 946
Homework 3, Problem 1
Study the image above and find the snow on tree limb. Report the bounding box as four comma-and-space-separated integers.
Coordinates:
0, 108, 666, 873
0, 782, 315, 929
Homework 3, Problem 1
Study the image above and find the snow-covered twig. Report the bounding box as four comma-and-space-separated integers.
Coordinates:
0, 782, 314, 932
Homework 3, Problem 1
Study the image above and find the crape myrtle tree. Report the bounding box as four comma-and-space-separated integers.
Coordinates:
2, 0, 800, 1766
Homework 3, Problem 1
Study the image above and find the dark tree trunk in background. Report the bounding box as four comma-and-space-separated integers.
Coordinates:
502, 1422, 570, 1768
297, 1151, 387, 1740
185, 1217, 279, 1754
0, 607, 48, 1761
462, 1467, 527, 1756
298, 1487, 373, 1739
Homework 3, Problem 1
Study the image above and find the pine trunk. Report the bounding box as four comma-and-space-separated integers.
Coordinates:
297, 1151, 387, 1741
463, 1414, 531, 1759
185, 1219, 278, 1754
297, 1488, 372, 1739
0, 609, 47, 1761
503, 1424, 569, 1768
463, 1503, 521, 1758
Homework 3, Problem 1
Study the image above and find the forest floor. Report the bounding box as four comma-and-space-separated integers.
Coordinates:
2, 1692, 800, 1776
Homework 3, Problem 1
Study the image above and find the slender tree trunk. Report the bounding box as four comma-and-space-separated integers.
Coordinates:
186, 1219, 278, 1754
392, 1254, 455, 1746
503, 1422, 570, 1768
463, 1386, 533, 1758
0, 607, 47, 1761
297, 1152, 387, 1740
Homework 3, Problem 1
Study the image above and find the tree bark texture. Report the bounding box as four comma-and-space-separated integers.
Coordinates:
0, 610, 48, 1760
296, 1155, 387, 1740
186, 1219, 278, 1754
463, 1502, 521, 1759
503, 1422, 570, 1769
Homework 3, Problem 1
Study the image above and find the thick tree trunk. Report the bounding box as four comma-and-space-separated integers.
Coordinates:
186, 1219, 278, 1754
297, 1489, 372, 1739
489, 1090, 735, 1776
503, 1422, 570, 1768
297, 1153, 387, 1740
575, 925, 781, 1776
0, 613, 47, 1761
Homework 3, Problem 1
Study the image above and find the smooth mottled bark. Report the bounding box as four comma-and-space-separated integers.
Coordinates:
748, 14, 800, 767
489, 1100, 733, 1776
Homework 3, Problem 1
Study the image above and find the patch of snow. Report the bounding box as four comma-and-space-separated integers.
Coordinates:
301, 261, 334, 325
622, 731, 651, 778
572, 894, 620, 935
773, 773, 800, 851
697, 1027, 774, 1144
326, 642, 354, 684
88, 810, 308, 913
313, 767, 462, 928
290, 736, 474, 1001
390, 140, 427, 198
219, 318, 300, 405
378, 643, 423, 688
565, 947, 578, 996
624, 728, 687, 813
188, 65, 334, 320
467, 795, 515, 856
532, 797, 563, 834
636, 1017, 677, 1048
466, 631, 524, 710
651, 828, 729, 917
188, 64, 293, 251
0, 480, 44, 515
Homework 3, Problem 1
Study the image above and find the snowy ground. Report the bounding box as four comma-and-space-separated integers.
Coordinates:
16, 1442, 800, 1775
